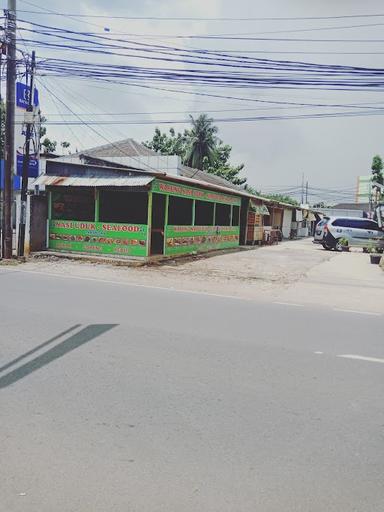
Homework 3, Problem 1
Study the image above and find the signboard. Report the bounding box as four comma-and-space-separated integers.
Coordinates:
165, 225, 239, 256
15, 81, 40, 178
16, 82, 39, 109
0, 160, 21, 190
48, 220, 148, 257
152, 180, 241, 206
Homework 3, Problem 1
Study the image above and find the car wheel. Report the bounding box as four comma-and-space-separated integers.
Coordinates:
322, 243, 332, 250
334, 239, 343, 252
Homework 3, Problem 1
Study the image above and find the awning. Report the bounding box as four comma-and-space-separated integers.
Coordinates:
256, 204, 270, 215
33, 174, 154, 188
250, 200, 270, 215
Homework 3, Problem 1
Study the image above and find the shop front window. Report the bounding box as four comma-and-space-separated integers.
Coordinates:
168, 196, 193, 225
51, 189, 94, 221
215, 203, 231, 226
99, 190, 148, 224
195, 200, 214, 226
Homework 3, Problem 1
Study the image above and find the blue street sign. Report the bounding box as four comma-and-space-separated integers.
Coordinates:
16, 154, 39, 178
0, 160, 21, 190
16, 82, 39, 110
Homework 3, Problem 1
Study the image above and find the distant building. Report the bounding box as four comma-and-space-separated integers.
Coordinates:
317, 202, 371, 219
356, 175, 372, 204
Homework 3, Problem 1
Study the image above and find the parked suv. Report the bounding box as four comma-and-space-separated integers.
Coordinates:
314, 216, 384, 251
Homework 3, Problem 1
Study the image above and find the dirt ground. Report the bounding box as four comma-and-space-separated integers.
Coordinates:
8, 239, 335, 300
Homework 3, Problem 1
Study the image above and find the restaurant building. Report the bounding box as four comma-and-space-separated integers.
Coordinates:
33, 158, 248, 259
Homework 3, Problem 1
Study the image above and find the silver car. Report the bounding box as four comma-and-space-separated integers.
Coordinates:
313, 216, 384, 251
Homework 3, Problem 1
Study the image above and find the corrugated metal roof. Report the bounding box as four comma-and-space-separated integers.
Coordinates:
179, 164, 244, 192
81, 138, 158, 158
33, 175, 154, 188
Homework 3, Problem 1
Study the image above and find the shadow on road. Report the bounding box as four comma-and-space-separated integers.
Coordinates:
0, 324, 82, 374
0, 324, 117, 389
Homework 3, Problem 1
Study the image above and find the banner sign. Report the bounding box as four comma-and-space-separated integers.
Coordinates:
49, 220, 148, 257
16, 82, 39, 109
15, 81, 40, 178
165, 225, 239, 256
152, 180, 241, 206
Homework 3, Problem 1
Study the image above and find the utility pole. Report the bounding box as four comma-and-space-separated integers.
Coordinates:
305, 180, 308, 205
17, 50, 35, 257
301, 173, 304, 205
3, 0, 16, 259
0, 42, 3, 256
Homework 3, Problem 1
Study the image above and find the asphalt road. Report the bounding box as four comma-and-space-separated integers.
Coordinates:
1, 267, 383, 512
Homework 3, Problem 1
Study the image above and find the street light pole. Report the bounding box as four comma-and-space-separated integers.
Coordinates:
3, 0, 16, 259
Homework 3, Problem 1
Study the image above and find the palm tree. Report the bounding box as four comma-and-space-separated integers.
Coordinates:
184, 114, 218, 170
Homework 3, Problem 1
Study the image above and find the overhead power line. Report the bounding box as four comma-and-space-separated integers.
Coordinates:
15, 3, 384, 21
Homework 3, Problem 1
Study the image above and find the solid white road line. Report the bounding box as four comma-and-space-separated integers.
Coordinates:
314, 351, 324, 355
3, 267, 252, 302
337, 354, 384, 364
333, 308, 381, 316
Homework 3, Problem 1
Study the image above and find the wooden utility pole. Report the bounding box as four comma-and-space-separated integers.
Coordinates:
17, 50, 35, 257
3, 0, 16, 259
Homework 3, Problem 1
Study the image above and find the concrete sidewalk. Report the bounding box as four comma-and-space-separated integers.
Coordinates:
275, 248, 384, 314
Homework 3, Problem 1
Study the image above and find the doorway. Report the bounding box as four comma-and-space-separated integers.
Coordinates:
150, 193, 166, 255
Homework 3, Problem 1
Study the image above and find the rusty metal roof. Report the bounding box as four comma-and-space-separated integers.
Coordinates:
33, 174, 154, 188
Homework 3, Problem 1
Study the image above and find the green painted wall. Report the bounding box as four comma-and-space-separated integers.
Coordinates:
46, 180, 242, 258
152, 179, 241, 206
49, 220, 148, 257
164, 225, 240, 256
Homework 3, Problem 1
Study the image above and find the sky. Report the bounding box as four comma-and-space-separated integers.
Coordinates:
4, 0, 384, 203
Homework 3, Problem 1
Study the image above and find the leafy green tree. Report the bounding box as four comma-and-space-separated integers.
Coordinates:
60, 141, 71, 153
143, 127, 188, 157
41, 138, 57, 154
371, 154, 384, 185
202, 144, 246, 185
143, 115, 246, 185
184, 114, 218, 170
262, 193, 299, 206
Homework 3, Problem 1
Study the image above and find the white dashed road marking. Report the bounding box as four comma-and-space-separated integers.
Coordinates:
333, 308, 381, 316
337, 354, 384, 364
273, 302, 304, 307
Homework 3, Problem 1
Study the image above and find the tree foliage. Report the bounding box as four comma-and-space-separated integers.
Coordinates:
143, 127, 188, 157
184, 114, 218, 170
202, 144, 246, 185
243, 184, 298, 205
262, 193, 299, 206
371, 154, 384, 185
144, 114, 246, 185
39, 115, 70, 154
